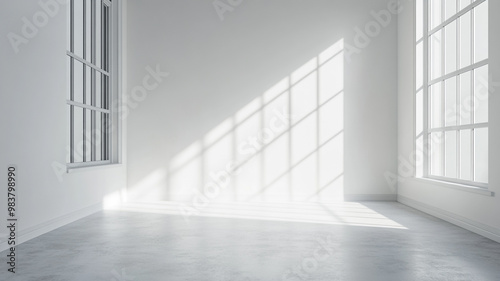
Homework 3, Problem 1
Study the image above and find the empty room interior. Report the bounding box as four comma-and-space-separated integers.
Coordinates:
2, 0, 500, 280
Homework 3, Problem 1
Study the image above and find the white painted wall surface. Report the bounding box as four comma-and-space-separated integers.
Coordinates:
126, 0, 399, 203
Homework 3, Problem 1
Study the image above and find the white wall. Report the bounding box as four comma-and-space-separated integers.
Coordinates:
0, 0, 127, 251
126, 0, 399, 204
397, 0, 500, 242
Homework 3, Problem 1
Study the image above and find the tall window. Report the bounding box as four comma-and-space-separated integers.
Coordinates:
67, 0, 117, 168
416, 0, 488, 187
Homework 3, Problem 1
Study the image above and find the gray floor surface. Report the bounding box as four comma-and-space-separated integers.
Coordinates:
1, 202, 500, 281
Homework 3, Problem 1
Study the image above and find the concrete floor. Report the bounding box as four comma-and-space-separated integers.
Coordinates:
1, 202, 500, 281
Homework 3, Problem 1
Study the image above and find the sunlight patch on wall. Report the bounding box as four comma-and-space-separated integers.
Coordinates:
129, 39, 346, 204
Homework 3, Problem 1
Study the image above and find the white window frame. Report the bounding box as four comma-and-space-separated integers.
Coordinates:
67, 0, 121, 170
416, 0, 489, 188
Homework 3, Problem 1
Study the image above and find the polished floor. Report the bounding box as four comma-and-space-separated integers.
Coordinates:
1, 202, 500, 281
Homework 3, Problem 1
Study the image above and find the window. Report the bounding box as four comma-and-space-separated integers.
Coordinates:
67, 0, 119, 168
415, 0, 488, 187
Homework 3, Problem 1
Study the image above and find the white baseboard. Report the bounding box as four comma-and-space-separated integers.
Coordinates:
0, 203, 102, 252
398, 195, 500, 243
344, 194, 397, 201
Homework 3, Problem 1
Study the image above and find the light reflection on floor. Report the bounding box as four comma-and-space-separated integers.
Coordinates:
115, 201, 407, 230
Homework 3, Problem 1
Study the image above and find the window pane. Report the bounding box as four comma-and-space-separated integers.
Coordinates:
430, 31, 443, 80
67, 58, 72, 100
73, 106, 84, 163
73, 0, 84, 57
85, 0, 92, 60
95, 0, 102, 68
103, 5, 110, 71
95, 112, 102, 161
474, 65, 488, 123
416, 42, 424, 89
459, 12, 471, 68
429, 0, 443, 30
85, 66, 92, 105
445, 131, 457, 178
73, 60, 84, 104
460, 129, 471, 180
459, 71, 472, 125
430, 82, 443, 129
85, 109, 92, 162
104, 75, 110, 110
430, 132, 444, 176
102, 113, 109, 160
445, 21, 457, 74
445, 77, 457, 126
416, 0, 424, 41
459, 0, 471, 11
445, 0, 457, 21
474, 128, 488, 183
96, 73, 102, 108
474, 1, 488, 63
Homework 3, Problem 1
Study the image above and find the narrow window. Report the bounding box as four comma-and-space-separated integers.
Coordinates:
67, 0, 117, 169
416, 0, 488, 187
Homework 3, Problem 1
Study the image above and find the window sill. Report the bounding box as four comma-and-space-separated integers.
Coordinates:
412, 177, 495, 197
67, 163, 122, 173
